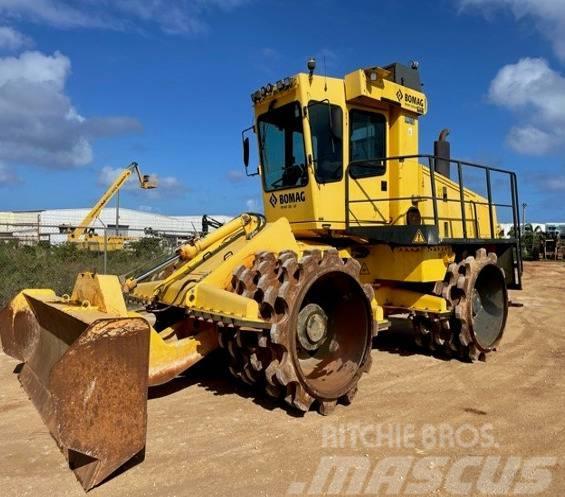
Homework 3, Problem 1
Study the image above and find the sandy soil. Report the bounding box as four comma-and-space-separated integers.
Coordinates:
0, 261, 563, 497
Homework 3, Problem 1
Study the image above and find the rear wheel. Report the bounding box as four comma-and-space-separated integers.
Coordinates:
221, 249, 374, 414
422, 248, 508, 361
451, 249, 508, 358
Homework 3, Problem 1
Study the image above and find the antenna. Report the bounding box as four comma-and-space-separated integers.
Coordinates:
323, 55, 328, 92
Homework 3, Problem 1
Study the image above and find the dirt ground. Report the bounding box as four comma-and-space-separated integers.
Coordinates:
0, 261, 563, 497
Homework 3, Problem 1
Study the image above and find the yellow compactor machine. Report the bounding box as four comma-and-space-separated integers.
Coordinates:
0, 61, 523, 490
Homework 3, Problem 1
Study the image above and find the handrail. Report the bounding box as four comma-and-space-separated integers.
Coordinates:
344, 154, 522, 287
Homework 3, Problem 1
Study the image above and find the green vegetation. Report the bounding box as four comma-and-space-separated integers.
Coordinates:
0, 238, 169, 307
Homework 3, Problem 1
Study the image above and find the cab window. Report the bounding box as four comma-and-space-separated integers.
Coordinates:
257, 102, 307, 192
309, 101, 343, 183
349, 110, 386, 179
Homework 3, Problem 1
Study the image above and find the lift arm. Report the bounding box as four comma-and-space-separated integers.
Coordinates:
68, 162, 156, 242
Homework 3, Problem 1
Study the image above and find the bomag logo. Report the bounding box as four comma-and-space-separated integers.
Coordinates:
270, 190, 306, 208
405, 93, 425, 107
280, 191, 306, 204
397, 89, 425, 111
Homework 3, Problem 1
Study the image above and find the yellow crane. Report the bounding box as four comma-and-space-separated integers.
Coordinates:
65, 162, 157, 251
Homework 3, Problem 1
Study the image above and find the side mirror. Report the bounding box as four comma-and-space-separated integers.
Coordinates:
241, 125, 259, 177
243, 137, 250, 168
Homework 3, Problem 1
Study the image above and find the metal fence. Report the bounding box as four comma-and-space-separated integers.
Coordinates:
0, 222, 202, 274
0, 220, 216, 307
0, 222, 201, 242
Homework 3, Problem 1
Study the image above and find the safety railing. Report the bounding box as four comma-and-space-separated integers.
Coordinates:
344, 154, 522, 275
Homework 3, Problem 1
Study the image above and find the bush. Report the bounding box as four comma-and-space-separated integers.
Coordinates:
0, 241, 169, 307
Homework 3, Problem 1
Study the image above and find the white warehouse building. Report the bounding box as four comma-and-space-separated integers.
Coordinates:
0, 208, 231, 245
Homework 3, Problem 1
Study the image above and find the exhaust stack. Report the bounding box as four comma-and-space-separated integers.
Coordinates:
434, 128, 451, 178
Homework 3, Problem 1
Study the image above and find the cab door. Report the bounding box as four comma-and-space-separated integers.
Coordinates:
346, 108, 390, 227
306, 101, 345, 228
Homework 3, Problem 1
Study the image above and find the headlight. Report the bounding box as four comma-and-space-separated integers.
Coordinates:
251, 90, 261, 103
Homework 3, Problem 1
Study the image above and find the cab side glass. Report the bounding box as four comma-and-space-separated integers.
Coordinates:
309, 101, 343, 183
349, 110, 386, 179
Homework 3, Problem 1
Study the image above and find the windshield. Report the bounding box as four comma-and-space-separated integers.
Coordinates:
258, 102, 307, 191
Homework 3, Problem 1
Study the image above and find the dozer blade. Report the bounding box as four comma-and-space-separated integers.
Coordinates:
0, 290, 151, 491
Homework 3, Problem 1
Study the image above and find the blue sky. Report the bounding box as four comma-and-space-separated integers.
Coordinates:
0, 0, 565, 222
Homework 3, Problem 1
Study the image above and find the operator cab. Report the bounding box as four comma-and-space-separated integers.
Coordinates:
244, 60, 427, 237
243, 59, 519, 282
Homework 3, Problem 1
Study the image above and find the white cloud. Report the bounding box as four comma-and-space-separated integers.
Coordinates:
261, 47, 279, 59
0, 162, 18, 185
506, 126, 555, 155
543, 176, 565, 191
489, 57, 565, 154
0, 50, 141, 169
460, 2, 565, 153
459, 0, 565, 60
156, 174, 185, 193
0, 0, 107, 29
98, 166, 136, 190
0, 26, 32, 50
0, 49, 69, 87
489, 58, 565, 121
0, 0, 251, 35
226, 169, 244, 183
245, 198, 258, 211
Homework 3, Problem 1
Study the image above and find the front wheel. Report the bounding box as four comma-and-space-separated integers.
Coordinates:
222, 249, 374, 414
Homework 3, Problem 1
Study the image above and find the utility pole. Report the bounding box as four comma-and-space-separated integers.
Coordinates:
522, 202, 527, 233
103, 228, 108, 274
115, 190, 120, 236
98, 217, 108, 274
